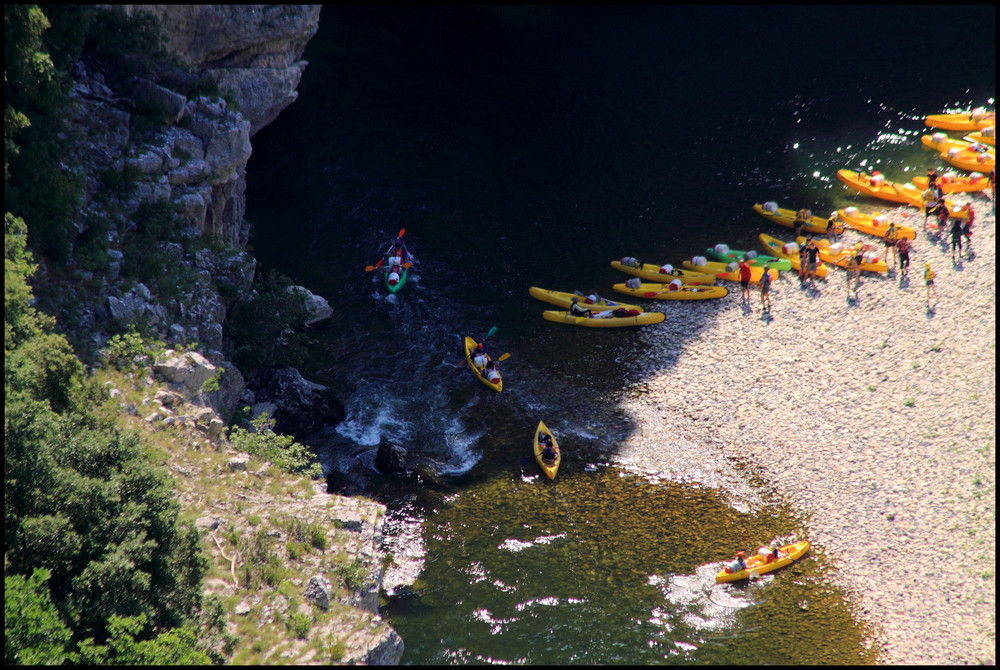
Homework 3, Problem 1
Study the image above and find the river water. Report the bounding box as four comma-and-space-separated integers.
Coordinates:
245, 6, 994, 664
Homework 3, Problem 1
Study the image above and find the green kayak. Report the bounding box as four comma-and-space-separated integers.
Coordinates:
704, 245, 792, 272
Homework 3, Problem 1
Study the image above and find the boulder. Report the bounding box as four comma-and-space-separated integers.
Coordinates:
252, 367, 346, 439
153, 350, 217, 391
288, 285, 333, 326
304, 574, 332, 610
131, 78, 188, 124
375, 440, 408, 475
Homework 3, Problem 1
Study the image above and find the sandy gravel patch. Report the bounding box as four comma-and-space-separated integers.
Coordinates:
615, 193, 996, 665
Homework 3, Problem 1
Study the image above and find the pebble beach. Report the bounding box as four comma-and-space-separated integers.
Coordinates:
615, 192, 996, 664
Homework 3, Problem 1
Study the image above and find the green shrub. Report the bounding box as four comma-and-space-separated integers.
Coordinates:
227, 413, 323, 478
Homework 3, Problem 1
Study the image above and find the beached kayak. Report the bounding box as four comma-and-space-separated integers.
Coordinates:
964, 127, 995, 147
533, 420, 560, 480
924, 110, 995, 132
836, 208, 917, 240
757, 234, 830, 278
794, 236, 889, 274
611, 282, 729, 300
542, 309, 665, 328
752, 203, 845, 236
835, 170, 924, 207
938, 147, 995, 173
611, 260, 717, 285
528, 286, 643, 312
715, 540, 810, 583
464, 336, 502, 392
683, 258, 779, 284
705, 244, 793, 272
920, 133, 988, 155
911, 172, 990, 194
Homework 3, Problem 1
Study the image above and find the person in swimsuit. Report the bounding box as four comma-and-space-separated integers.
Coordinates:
896, 236, 911, 277
805, 239, 821, 282
737, 259, 753, 301
923, 262, 936, 307
884, 221, 898, 267
759, 264, 772, 312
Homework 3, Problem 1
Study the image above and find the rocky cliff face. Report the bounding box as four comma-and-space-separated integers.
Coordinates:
121, 5, 322, 136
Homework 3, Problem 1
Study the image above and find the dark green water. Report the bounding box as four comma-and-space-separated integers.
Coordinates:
245, 6, 993, 664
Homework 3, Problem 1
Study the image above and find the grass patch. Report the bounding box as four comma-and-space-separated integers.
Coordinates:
903, 398, 916, 408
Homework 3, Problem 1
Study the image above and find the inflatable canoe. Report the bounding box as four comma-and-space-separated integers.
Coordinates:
835, 170, 924, 207
716, 540, 810, 583
911, 173, 990, 194
924, 110, 995, 132
938, 148, 995, 173
705, 245, 793, 272
836, 208, 917, 240
533, 420, 560, 480
611, 260, 716, 285
528, 286, 643, 313
683, 258, 779, 284
464, 336, 501, 392
542, 309, 665, 328
964, 127, 995, 147
757, 234, 830, 278
752, 203, 845, 236
794, 236, 888, 274
921, 133, 984, 154
611, 282, 729, 300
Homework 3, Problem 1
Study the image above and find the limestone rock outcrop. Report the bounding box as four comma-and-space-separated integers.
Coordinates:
121, 5, 322, 136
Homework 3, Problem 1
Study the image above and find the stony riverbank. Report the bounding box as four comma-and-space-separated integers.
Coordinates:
614, 192, 996, 664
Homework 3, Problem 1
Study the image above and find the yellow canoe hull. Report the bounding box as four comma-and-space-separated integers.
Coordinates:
715, 540, 810, 583
911, 174, 989, 194
925, 112, 995, 131
835, 209, 917, 240
611, 282, 729, 300
610, 261, 716, 285
836, 170, 923, 207
964, 131, 995, 147
542, 309, 665, 328
533, 420, 560, 480
794, 236, 889, 274
464, 336, 501, 392
752, 203, 843, 236
528, 286, 643, 313
757, 234, 830, 278
682, 259, 778, 284
939, 150, 995, 173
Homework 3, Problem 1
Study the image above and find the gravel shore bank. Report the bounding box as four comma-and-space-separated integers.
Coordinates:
615, 193, 996, 664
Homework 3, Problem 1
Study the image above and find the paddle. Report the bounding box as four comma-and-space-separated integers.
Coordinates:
365, 261, 412, 272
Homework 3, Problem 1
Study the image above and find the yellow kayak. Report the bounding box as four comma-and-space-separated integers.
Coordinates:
757, 234, 830, 278
464, 336, 501, 393
964, 128, 995, 147
752, 203, 844, 236
836, 169, 924, 207
836, 208, 917, 240
683, 258, 779, 284
611, 282, 729, 300
716, 540, 810, 583
921, 132, 987, 155
542, 309, 665, 328
533, 420, 560, 480
528, 286, 643, 313
924, 110, 995, 132
794, 236, 888, 274
611, 260, 716, 285
911, 173, 990, 194
938, 147, 995, 173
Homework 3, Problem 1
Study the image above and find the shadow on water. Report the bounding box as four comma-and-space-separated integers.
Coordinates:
244, 5, 992, 664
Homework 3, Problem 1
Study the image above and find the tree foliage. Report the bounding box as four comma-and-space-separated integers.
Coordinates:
4, 568, 74, 665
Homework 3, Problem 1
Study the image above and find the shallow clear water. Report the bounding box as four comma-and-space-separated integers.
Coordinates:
245, 6, 994, 664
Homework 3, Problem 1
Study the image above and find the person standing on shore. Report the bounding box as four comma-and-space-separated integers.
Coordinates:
896, 236, 911, 277
845, 252, 860, 297
805, 238, 821, 283
923, 262, 936, 307
883, 221, 898, 267
989, 169, 996, 211
793, 207, 809, 239
759, 264, 772, 312
950, 216, 964, 262
962, 206, 975, 252
737, 258, 753, 301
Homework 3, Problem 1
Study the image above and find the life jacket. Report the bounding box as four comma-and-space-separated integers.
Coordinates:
585, 294, 598, 304
387, 255, 402, 267
473, 354, 488, 369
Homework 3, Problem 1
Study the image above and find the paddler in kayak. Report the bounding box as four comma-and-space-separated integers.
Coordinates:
570, 297, 592, 318
483, 357, 501, 385
472, 341, 489, 370
539, 432, 557, 463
